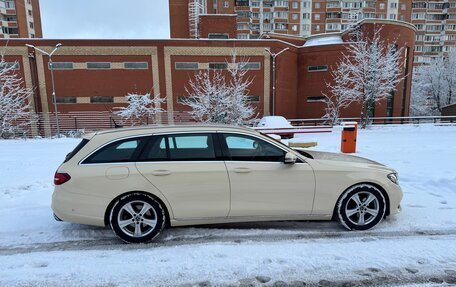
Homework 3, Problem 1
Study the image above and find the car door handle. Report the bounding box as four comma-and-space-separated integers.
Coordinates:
233, 167, 252, 174
151, 170, 171, 176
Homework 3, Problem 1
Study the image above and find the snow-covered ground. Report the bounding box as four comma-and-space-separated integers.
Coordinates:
0, 124, 455, 286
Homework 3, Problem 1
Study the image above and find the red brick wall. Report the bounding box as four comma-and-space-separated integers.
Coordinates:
199, 15, 237, 39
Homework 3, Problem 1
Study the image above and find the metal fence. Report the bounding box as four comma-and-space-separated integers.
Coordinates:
9, 113, 456, 138
289, 116, 456, 126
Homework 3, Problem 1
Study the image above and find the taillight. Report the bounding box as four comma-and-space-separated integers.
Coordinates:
54, 172, 71, 185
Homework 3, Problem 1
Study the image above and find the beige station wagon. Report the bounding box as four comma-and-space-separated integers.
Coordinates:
52, 125, 402, 243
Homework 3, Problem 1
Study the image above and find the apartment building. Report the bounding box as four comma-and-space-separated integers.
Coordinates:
0, 0, 42, 38
169, 0, 456, 65
170, 0, 412, 38
412, 0, 456, 65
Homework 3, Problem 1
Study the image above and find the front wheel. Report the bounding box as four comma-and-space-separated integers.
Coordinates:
337, 184, 386, 231
110, 193, 166, 243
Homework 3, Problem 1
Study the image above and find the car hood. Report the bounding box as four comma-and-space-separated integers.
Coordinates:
297, 149, 384, 166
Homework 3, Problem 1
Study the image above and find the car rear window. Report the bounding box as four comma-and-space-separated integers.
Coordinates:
82, 137, 147, 164
64, 139, 89, 163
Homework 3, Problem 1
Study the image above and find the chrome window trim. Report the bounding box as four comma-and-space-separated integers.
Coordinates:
78, 134, 153, 166
78, 130, 306, 166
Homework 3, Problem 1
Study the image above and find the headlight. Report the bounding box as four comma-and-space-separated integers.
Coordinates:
387, 173, 398, 184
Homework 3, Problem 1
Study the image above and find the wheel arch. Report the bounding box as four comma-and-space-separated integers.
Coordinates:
104, 191, 172, 227
332, 182, 390, 220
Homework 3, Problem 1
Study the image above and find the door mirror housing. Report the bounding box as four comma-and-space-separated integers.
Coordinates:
284, 152, 297, 164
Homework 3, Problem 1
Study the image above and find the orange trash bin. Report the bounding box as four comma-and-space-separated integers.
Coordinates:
341, 122, 358, 153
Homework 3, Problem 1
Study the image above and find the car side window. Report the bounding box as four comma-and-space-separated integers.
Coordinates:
83, 137, 146, 164
168, 134, 216, 161
138, 135, 168, 161
139, 133, 217, 161
222, 134, 286, 162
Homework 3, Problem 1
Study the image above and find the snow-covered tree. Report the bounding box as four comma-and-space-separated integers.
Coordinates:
322, 92, 354, 125
325, 28, 405, 127
181, 53, 257, 125
0, 57, 35, 138
411, 52, 456, 115
114, 93, 165, 126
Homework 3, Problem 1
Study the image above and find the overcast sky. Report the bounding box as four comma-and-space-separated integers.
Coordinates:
40, 0, 170, 39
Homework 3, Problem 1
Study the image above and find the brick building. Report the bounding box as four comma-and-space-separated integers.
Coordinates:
169, 0, 456, 66
0, 19, 415, 136
0, 0, 42, 38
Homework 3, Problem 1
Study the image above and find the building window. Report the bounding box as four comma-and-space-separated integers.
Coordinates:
314, 13, 320, 20
379, 3, 385, 9
224, 1, 229, 8
239, 62, 261, 70
49, 62, 74, 70
87, 62, 111, 69
307, 96, 326, 103
292, 24, 298, 31
314, 25, 320, 32
27, 0, 31, 4
291, 1, 298, 9
245, 95, 260, 103
30, 33, 35, 38
237, 34, 249, 39
315, 2, 320, 9
292, 13, 299, 20
5, 1, 15, 8
2, 27, 18, 34
235, 0, 249, 6
389, 14, 397, 20
55, 96, 77, 104
90, 96, 114, 103
400, 3, 406, 10
175, 62, 199, 70
124, 62, 148, 69
28, 9, 32, 16
0, 62, 20, 70
208, 33, 229, 39
29, 22, 34, 29
209, 63, 228, 70
308, 65, 328, 72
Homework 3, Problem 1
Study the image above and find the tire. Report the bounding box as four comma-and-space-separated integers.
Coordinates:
337, 184, 386, 231
109, 193, 166, 243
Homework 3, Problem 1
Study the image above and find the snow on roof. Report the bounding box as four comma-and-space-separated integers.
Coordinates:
303, 35, 344, 47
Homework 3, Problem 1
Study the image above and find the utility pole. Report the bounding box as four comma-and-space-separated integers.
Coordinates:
265, 47, 289, 116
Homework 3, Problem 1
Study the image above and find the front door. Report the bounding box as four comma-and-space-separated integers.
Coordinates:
220, 133, 316, 217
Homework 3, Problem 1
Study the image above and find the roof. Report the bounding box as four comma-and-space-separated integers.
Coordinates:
91, 124, 258, 137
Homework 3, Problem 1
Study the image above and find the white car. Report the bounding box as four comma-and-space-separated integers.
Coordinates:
52, 125, 402, 243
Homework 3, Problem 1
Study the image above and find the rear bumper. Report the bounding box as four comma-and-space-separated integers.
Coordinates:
52, 187, 108, 227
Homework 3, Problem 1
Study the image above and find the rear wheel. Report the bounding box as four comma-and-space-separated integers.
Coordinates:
110, 193, 165, 243
337, 184, 386, 231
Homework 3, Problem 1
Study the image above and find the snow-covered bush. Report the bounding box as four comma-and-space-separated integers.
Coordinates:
0, 57, 36, 139
181, 53, 258, 126
324, 27, 404, 128
410, 52, 456, 116
114, 93, 165, 126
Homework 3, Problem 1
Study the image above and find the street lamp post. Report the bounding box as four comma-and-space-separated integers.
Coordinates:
26, 43, 62, 138
265, 47, 289, 116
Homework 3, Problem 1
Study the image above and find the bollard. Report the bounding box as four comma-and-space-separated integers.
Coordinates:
341, 122, 358, 153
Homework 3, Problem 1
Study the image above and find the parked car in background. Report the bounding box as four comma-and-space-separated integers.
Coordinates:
52, 125, 402, 243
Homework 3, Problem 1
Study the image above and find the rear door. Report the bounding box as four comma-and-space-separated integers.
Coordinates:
135, 133, 230, 220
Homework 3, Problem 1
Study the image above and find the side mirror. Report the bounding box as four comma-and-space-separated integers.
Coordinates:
284, 152, 297, 164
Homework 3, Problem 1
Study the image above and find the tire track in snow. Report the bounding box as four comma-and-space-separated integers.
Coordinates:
1, 228, 456, 255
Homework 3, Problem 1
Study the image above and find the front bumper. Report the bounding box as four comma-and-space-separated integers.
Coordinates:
386, 181, 403, 216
